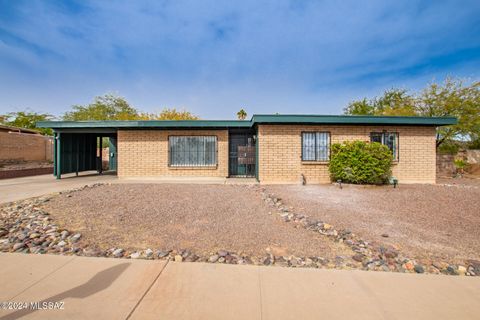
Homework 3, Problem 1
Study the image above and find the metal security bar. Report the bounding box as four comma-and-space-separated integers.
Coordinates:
370, 132, 399, 161
169, 136, 217, 167
302, 132, 330, 161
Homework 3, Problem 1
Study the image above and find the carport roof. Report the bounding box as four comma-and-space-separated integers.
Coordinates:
37, 114, 457, 129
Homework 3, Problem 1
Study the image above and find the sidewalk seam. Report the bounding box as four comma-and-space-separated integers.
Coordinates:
258, 268, 264, 320
8, 255, 78, 301
125, 260, 169, 320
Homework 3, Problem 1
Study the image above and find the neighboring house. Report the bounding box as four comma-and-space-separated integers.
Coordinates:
0, 124, 42, 134
0, 124, 53, 162
37, 114, 456, 183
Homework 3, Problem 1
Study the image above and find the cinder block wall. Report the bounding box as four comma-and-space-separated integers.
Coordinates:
117, 130, 228, 177
0, 132, 53, 161
258, 125, 437, 184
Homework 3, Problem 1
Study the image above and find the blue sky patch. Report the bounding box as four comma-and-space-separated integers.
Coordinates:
0, 0, 479, 118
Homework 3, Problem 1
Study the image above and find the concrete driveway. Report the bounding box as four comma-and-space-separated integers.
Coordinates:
0, 172, 117, 204
0, 253, 479, 320
0, 172, 255, 204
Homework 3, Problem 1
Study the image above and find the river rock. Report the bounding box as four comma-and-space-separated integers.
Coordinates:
70, 234, 81, 243
130, 252, 141, 259
112, 248, 124, 258
144, 248, 153, 258
209, 255, 219, 263
13, 243, 25, 251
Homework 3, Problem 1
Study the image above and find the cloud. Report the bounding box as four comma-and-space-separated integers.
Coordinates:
0, 0, 479, 117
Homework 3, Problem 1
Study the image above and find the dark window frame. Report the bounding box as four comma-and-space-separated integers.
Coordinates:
370, 131, 399, 161
301, 131, 331, 162
168, 135, 218, 167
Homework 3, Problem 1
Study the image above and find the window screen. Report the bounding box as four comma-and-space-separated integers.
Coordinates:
302, 132, 330, 161
370, 132, 399, 161
169, 136, 217, 166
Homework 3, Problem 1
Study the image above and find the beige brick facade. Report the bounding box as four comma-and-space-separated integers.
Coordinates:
117, 130, 228, 177
257, 124, 436, 184
116, 125, 437, 183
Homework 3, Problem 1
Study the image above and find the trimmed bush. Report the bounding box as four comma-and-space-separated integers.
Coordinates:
329, 141, 393, 184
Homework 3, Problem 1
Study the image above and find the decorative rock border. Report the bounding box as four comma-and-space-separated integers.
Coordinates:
0, 183, 478, 276
257, 186, 479, 276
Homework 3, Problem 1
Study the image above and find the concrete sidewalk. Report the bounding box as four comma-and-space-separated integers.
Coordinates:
0, 253, 479, 319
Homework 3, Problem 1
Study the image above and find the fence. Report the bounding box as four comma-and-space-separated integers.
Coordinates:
437, 150, 480, 176
0, 131, 53, 161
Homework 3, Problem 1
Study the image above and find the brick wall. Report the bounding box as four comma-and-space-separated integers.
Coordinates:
117, 130, 228, 177
0, 132, 53, 161
258, 125, 437, 184
0, 167, 54, 180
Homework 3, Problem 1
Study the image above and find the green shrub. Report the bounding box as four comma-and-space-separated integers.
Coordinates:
329, 141, 393, 184
468, 138, 480, 150
438, 141, 460, 154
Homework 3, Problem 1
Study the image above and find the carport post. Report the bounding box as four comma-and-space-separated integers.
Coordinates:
98, 135, 103, 174
76, 135, 79, 176
56, 132, 61, 179
53, 132, 57, 177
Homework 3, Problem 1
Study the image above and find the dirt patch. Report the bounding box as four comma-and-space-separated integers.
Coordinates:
0, 160, 53, 171
266, 182, 480, 264
437, 176, 480, 187
42, 184, 351, 259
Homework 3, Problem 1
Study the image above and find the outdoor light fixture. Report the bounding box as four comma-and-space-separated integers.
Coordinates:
389, 177, 398, 188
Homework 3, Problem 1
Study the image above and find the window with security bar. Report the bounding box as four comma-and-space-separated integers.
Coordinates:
301, 132, 330, 161
370, 132, 399, 161
169, 136, 217, 167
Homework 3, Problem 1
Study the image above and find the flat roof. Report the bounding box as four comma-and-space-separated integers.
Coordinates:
37, 114, 457, 130
37, 120, 250, 129
251, 114, 457, 125
0, 124, 42, 134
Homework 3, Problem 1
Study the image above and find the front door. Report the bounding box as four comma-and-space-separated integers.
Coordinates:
229, 132, 256, 177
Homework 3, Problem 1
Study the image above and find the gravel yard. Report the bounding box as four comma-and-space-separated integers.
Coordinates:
41, 184, 351, 259
2, 180, 479, 274
266, 181, 480, 264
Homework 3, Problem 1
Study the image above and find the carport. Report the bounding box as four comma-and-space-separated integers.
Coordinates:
51, 129, 117, 179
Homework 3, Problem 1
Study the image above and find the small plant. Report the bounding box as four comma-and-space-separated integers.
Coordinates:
329, 141, 393, 184
453, 159, 467, 176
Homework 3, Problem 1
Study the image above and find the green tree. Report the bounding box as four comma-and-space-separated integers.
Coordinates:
1, 111, 54, 135
343, 98, 374, 115
63, 94, 139, 121
344, 78, 480, 147
372, 89, 417, 116
138, 108, 199, 120
417, 78, 480, 147
236, 109, 247, 120
344, 89, 416, 116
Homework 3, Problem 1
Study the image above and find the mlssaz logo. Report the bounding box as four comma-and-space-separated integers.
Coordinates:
29, 301, 65, 310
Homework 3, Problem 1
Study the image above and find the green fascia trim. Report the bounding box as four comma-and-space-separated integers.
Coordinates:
251, 115, 457, 126
37, 115, 457, 129
37, 120, 252, 129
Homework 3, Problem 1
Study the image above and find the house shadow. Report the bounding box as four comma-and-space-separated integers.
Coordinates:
0, 263, 130, 320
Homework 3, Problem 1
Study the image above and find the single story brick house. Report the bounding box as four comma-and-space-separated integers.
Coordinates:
37, 115, 456, 184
